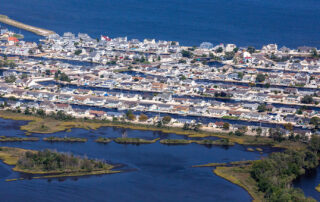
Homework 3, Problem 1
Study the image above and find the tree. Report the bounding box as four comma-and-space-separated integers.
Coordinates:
247, 46, 255, 54
138, 113, 148, 122
284, 123, 293, 131
162, 116, 172, 125
156, 120, 163, 128
24, 107, 31, 115
223, 122, 230, 130
257, 103, 267, 112
20, 73, 28, 79
215, 47, 223, 53
5, 75, 16, 83
74, 49, 82, 55
126, 110, 136, 121
309, 135, 320, 152
180, 75, 187, 80
256, 127, 262, 136
28, 49, 34, 55
224, 52, 235, 60
256, 73, 266, 83
237, 72, 244, 80
269, 128, 285, 142
36, 109, 45, 117
301, 95, 313, 104
234, 130, 244, 136
183, 123, 190, 130
181, 50, 193, 58
310, 116, 320, 129
311, 48, 319, 58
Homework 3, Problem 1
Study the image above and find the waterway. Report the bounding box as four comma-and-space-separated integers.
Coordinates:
0, 117, 275, 202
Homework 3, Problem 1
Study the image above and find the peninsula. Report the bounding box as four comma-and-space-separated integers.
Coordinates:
0, 14, 55, 36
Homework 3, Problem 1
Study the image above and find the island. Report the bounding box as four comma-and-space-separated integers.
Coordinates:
43, 136, 87, 143
0, 147, 119, 180
0, 136, 39, 142
95, 137, 112, 143
113, 137, 159, 144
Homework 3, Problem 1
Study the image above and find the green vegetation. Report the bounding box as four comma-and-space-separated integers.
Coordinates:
162, 116, 172, 125
214, 166, 265, 201
246, 148, 254, 152
255, 73, 266, 83
0, 147, 118, 178
160, 139, 192, 145
247, 46, 256, 54
114, 137, 159, 144
181, 50, 193, 58
250, 149, 318, 201
223, 122, 230, 130
301, 95, 314, 104
138, 113, 148, 122
193, 162, 228, 167
315, 184, 320, 192
255, 148, 263, 152
211, 137, 320, 202
0, 60, 17, 68
54, 72, 70, 82
193, 160, 253, 168
4, 75, 16, 83
126, 110, 136, 121
0, 136, 38, 142
43, 137, 87, 142
197, 139, 235, 146
215, 47, 223, 53
257, 103, 267, 112
310, 116, 320, 129
16, 149, 114, 174
95, 137, 112, 144
222, 116, 239, 120
74, 49, 82, 55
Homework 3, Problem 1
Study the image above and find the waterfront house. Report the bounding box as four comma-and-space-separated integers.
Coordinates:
89, 110, 106, 118
154, 93, 172, 102
55, 103, 72, 112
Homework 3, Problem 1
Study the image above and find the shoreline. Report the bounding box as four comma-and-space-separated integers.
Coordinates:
213, 166, 264, 202
0, 14, 55, 36
0, 110, 307, 149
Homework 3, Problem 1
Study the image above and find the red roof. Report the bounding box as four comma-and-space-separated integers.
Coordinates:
8, 36, 19, 43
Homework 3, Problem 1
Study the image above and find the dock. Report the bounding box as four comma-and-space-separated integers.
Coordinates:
0, 14, 55, 37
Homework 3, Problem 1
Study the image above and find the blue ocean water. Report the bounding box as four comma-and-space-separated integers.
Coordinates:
1, 0, 320, 48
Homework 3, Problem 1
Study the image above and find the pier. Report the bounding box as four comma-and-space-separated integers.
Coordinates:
0, 14, 55, 36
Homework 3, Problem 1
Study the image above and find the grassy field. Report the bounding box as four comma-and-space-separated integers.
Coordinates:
213, 166, 265, 202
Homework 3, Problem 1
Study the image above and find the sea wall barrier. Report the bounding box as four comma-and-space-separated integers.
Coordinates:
0, 14, 55, 36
